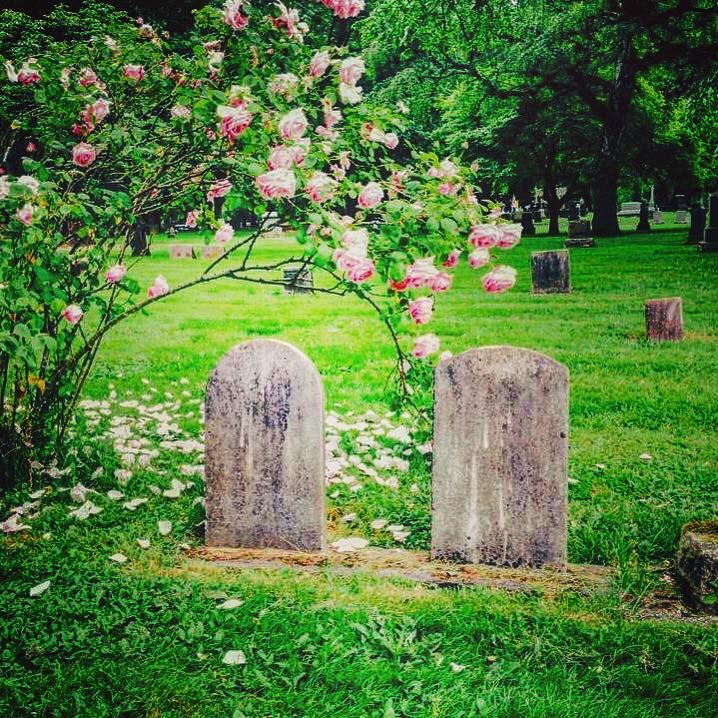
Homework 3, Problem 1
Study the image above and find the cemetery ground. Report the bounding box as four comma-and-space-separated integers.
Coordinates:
2, 221, 718, 717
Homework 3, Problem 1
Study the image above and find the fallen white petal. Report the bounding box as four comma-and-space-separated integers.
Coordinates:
222, 650, 246, 665
158, 520, 172, 536
109, 553, 128, 563
331, 537, 369, 553
136, 538, 150, 549
29, 580, 50, 597
218, 598, 244, 610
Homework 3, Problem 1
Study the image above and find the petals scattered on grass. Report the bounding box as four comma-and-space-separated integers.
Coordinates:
109, 553, 128, 563
331, 537, 369, 553
158, 520, 172, 536
217, 598, 244, 610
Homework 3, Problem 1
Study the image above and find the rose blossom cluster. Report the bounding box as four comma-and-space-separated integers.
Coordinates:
338, 57, 364, 105
363, 124, 399, 150
333, 228, 375, 284
272, 2, 308, 42
147, 276, 170, 299
5, 60, 41, 85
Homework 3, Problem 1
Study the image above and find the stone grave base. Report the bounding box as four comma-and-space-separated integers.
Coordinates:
564, 238, 595, 248
187, 545, 612, 596
698, 241, 718, 253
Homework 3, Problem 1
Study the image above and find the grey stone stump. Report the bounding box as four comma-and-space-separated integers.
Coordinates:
170, 244, 196, 259
645, 298, 683, 341
676, 522, 718, 614
531, 250, 570, 294
431, 346, 569, 568
205, 339, 326, 551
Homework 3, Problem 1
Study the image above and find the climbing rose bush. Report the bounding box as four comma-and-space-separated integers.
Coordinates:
0, 0, 519, 488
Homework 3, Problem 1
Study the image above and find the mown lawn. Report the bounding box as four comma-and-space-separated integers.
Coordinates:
1, 221, 717, 717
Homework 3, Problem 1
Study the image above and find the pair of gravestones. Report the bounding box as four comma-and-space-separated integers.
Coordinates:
205, 340, 569, 569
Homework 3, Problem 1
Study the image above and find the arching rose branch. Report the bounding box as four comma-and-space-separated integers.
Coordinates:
0, 0, 521, 488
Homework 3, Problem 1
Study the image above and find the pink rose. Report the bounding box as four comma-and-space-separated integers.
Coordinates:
339, 57, 365, 86
309, 50, 331, 78
217, 103, 253, 142
256, 169, 296, 200
61, 304, 83, 326
278, 109, 308, 141
412, 334, 440, 359
272, 2, 307, 41
26, 141, 37, 152
6, 61, 41, 85
206, 178, 232, 203
406, 257, 438, 288
105, 265, 126, 283
324, 107, 342, 128
91, 98, 111, 122
171, 105, 191, 119
267, 145, 295, 170
16, 203, 34, 225
316, 126, 338, 142
0, 176, 10, 199
409, 297, 433, 325
123, 64, 145, 81
482, 265, 517, 293
321, 0, 365, 19
305, 171, 337, 203
72, 142, 96, 168
383, 132, 399, 149
341, 228, 369, 253
428, 271, 452, 293
346, 256, 375, 283
18, 175, 39, 194
443, 249, 461, 268
468, 248, 491, 269
147, 276, 170, 299
469, 224, 501, 248
339, 82, 363, 105
185, 211, 199, 228
78, 67, 99, 87
496, 223, 522, 249
223, 0, 249, 30
214, 222, 234, 243
357, 182, 384, 209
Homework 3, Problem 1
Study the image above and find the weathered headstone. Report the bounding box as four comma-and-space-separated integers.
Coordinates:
653, 210, 664, 225
170, 244, 196, 259
520, 211, 536, 237
431, 346, 569, 568
531, 250, 570, 294
283, 267, 314, 294
675, 210, 689, 224
676, 521, 718, 614
687, 202, 707, 245
201, 245, 225, 260
699, 192, 718, 253
205, 339, 326, 551
636, 201, 651, 232
565, 219, 594, 248
645, 297, 683, 341
567, 203, 580, 221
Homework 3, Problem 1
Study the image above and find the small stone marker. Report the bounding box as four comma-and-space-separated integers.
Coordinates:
687, 203, 706, 245
170, 244, 196, 259
431, 346, 569, 568
676, 521, 718, 614
531, 250, 570, 294
675, 210, 689, 224
565, 219, 594, 248
201, 245, 225, 260
644, 297, 683, 341
653, 210, 664, 224
520, 211, 536, 237
699, 192, 718, 253
205, 339, 326, 551
636, 201, 651, 232
283, 267, 314, 294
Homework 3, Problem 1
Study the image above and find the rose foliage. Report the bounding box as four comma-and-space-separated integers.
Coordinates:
0, 0, 520, 489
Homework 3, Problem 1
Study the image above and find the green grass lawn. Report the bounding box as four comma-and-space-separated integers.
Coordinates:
1, 222, 717, 717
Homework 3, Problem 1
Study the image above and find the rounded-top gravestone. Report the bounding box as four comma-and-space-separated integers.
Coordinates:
204, 339, 326, 551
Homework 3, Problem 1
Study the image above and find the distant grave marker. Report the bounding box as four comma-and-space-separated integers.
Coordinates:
531, 250, 570, 294
170, 244, 196, 259
645, 298, 683, 341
